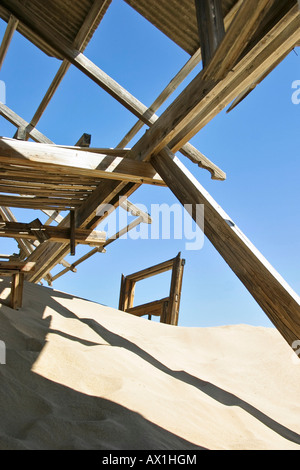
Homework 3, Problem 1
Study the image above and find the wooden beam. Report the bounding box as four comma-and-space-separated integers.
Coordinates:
26, 0, 111, 131
51, 216, 145, 282
123, 4, 300, 162
0, 220, 106, 246
75, 133, 91, 148
151, 148, 300, 350
0, 103, 54, 144
0, 137, 165, 186
126, 298, 170, 318
0, 14, 18, 70
0, 261, 35, 272
194, 0, 225, 68
125, 257, 175, 283
0, 1, 225, 181
203, 0, 274, 80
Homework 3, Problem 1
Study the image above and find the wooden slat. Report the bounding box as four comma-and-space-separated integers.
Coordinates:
27, 0, 111, 130
0, 14, 18, 70
125, 258, 175, 282
126, 298, 169, 318
0, 0, 225, 181
0, 138, 165, 186
0, 221, 107, 246
0, 261, 35, 272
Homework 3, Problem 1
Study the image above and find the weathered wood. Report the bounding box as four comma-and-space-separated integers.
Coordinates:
119, 253, 185, 325
0, 221, 107, 246
0, 0, 225, 181
0, 261, 35, 273
151, 148, 300, 349
70, 210, 76, 256
124, 5, 300, 161
75, 133, 91, 148
10, 272, 23, 309
0, 261, 34, 309
0, 103, 54, 144
126, 298, 169, 318
0, 138, 165, 186
0, 14, 18, 70
194, 0, 225, 68
203, 0, 274, 80
162, 253, 185, 326
26, 0, 111, 130
126, 258, 175, 282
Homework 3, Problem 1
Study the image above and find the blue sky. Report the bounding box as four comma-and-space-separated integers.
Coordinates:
0, 0, 299, 328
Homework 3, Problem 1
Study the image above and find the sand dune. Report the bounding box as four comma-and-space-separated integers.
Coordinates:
0, 277, 299, 450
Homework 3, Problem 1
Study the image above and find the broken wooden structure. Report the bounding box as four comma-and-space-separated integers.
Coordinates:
0, 0, 299, 350
119, 252, 185, 325
0, 260, 35, 309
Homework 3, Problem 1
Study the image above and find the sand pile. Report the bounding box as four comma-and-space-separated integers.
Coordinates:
0, 277, 299, 450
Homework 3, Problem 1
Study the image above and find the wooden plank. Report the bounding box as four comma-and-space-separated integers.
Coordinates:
0, 221, 107, 246
75, 133, 91, 148
0, 1, 225, 181
0, 103, 54, 144
27, 0, 111, 130
194, 0, 225, 68
0, 14, 18, 70
0, 138, 165, 186
0, 261, 35, 272
151, 148, 300, 350
126, 298, 169, 318
167, 254, 185, 326
169, 9, 300, 151
125, 258, 175, 282
203, 0, 273, 80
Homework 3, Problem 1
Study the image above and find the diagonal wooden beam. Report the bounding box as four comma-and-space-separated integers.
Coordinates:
24, 0, 111, 132
23, 3, 300, 284
0, 14, 18, 70
151, 148, 300, 352
0, 0, 225, 181
124, 4, 300, 162
0, 220, 107, 246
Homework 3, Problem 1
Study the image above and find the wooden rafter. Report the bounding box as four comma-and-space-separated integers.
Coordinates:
0, 220, 106, 246
0, 137, 165, 187
0, 14, 18, 70
0, 0, 225, 181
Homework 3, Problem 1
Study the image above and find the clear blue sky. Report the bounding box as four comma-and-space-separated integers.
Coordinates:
0, 0, 299, 328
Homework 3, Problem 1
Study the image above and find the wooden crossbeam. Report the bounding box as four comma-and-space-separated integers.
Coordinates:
0, 137, 165, 186
0, 1, 225, 181
0, 220, 106, 246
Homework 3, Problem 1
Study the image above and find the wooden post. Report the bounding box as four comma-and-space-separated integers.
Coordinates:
167, 255, 185, 326
70, 210, 76, 256
194, 0, 225, 68
10, 271, 24, 309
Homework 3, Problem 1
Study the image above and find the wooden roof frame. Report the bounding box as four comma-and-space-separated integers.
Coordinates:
0, 0, 299, 352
